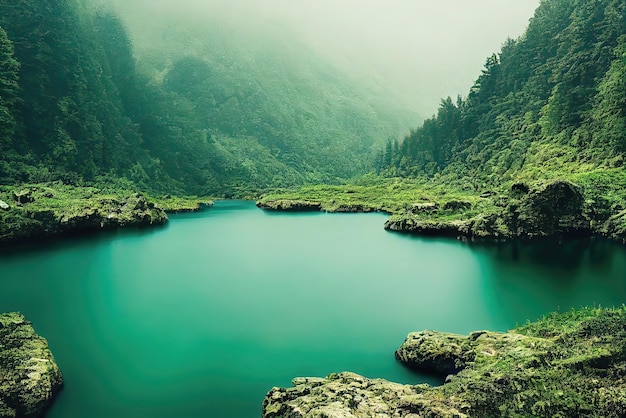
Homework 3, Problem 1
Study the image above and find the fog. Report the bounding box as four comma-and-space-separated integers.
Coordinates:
104, 0, 540, 117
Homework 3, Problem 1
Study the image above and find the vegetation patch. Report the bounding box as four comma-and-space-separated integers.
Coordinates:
264, 307, 626, 417
0, 183, 171, 244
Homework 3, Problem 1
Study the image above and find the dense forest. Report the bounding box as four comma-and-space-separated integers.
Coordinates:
380, 0, 625, 189
1, 0, 625, 217
0, 0, 414, 196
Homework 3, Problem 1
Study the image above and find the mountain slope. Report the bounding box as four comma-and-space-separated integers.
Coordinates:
384, 0, 625, 187
0, 0, 418, 196
103, 3, 418, 188
259, 0, 626, 243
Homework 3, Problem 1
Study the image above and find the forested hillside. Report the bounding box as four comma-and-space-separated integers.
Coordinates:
382, 0, 625, 188
0, 0, 415, 196
260, 0, 626, 243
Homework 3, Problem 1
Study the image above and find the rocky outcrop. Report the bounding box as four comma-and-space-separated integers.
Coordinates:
263, 308, 626, 417
385, 217, 474, 237
257, 200, 322, 212
0, 191, 168, 245
386, 180, 594, 241
395, 330, 549, 376
56, 194, 167, 230
0, 313, 63, 418
511, 180, 590, 237
263, 372, 465, 418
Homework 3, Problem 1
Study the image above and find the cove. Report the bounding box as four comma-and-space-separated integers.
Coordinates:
0, 200, 625, 418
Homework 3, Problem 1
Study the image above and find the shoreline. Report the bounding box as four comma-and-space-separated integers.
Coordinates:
256, 179, 626, 245
263, 307, 626, 417
0, 183, 214, 247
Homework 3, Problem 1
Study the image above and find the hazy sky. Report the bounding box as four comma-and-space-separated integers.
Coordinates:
107, 0, 541, 117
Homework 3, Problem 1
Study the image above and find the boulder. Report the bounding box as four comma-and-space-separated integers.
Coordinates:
512, 179, 590, 237
0, 313, 63, 417
0, 200, 9, 211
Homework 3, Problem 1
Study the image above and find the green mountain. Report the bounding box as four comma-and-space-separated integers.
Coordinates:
0, 0, 416, 196
383, 0, 625, 187
259, 0, 626, 243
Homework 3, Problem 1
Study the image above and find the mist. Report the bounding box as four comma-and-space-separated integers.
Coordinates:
103, 0, 540, 117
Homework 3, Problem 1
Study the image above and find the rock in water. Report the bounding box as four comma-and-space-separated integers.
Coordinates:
262, 372, 465, 418
0, 313, 63, 417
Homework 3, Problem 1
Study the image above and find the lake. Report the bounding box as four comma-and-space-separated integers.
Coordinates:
0, 200, 625, 417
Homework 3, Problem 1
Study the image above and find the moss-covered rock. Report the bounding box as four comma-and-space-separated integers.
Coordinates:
385, 216, 473, 238
512, 180, 590, 238
386, 180, 594, 241
263, 372, 465, 418
263, 308, 626, 417
256, 199, 322, 212
0, 313, 62, 418
0, 185, 168, 245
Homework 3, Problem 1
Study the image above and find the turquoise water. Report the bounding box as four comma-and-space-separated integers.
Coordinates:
0, 200, 625, 417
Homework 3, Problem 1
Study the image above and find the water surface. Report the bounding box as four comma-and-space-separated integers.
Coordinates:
0, 200, 624, 417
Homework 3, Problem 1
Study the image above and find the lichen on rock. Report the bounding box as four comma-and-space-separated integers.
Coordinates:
0, 313, 63, 418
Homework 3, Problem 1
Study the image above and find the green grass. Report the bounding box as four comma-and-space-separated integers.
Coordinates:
259, 176, 493, 215
0, 183, 213, 243
437, 307, 626, 417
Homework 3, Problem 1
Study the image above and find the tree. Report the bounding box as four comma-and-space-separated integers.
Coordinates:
0, 27, 20, 151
